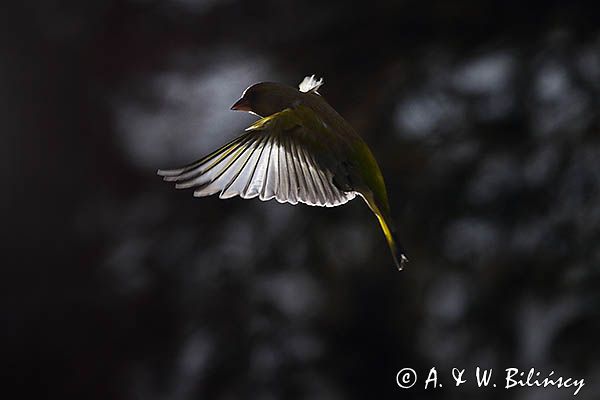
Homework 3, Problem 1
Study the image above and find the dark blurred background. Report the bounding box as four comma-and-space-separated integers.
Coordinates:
3, 0, 600, 399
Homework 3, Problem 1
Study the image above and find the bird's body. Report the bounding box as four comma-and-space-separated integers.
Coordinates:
159, 76, 407, 270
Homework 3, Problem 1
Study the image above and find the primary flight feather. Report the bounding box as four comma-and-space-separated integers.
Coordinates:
158, 75, 408, 270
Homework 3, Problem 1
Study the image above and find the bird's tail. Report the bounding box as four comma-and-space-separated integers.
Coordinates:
361, 192, 408, 270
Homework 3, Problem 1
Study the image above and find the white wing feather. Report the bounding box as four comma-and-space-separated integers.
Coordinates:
298, 75, 324, 94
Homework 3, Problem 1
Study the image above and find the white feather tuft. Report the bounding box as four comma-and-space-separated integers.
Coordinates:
298, 75, 324, 94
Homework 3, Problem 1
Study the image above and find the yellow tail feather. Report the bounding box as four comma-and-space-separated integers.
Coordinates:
361, 192, 408, 270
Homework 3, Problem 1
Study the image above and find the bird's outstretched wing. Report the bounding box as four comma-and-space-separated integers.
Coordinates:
158, 107, 356, 207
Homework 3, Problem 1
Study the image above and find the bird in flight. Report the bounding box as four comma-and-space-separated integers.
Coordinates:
158, 75, 408, 270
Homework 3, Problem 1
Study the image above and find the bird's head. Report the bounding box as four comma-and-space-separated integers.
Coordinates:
230, 82, 304, 117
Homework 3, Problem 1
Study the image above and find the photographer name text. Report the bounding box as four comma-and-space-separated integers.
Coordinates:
396, 367, 584, 396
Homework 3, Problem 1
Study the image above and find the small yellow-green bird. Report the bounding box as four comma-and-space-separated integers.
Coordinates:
158, 75, 408, 270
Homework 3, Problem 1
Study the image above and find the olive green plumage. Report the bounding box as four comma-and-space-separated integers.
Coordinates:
158, 76, 407, 270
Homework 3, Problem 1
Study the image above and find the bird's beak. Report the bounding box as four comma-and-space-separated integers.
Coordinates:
230, 97, 251, 112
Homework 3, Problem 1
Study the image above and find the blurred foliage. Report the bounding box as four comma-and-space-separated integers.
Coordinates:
3, 0, 600, 399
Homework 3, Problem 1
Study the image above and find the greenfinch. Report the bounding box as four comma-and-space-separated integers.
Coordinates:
158, 75, 408, 270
